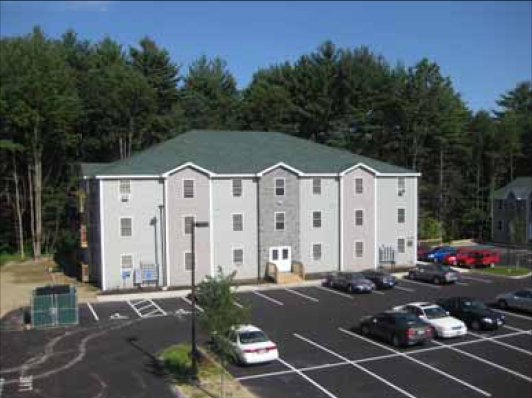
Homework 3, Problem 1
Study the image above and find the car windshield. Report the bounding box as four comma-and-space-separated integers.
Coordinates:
462, 300, 486, 310
423, 307, 448, 319
437, 265, 453, 272
239, 331, 269, 344
347, 273, 364, 279
395, 314, 422, 326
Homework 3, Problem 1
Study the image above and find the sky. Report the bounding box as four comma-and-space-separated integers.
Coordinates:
1, 1, 530, 112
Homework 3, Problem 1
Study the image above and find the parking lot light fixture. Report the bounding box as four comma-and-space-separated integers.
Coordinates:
190, 221, 209, 380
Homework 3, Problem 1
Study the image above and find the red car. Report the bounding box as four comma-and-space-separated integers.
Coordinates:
445, 249, 500, 268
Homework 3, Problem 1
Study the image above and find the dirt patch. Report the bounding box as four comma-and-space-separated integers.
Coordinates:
0, 259, 100, 318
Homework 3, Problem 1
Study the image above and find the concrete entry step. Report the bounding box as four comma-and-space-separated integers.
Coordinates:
276, 272, 304, 285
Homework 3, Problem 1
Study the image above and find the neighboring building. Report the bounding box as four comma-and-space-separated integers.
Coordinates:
79, 130, 420, 291
492, 177, 532, 244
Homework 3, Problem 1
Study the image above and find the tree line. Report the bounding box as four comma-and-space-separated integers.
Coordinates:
1, 27, 531, 260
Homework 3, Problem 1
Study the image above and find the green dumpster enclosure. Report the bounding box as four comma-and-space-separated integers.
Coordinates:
31, 285, 78, 329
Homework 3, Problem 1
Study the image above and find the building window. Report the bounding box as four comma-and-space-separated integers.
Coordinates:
184, 251, 193, 271
398, 238, 406, 254
232, 179, 242, 197
232, 214, 243, 231
184, 216, 195, 235
355, 178, 363, 194
398, 177, 406, 195
121, 254, 133, 269
398, 208, 405, 224
183, 179, 194, 198
313, 178, 321, 194
275, 212, 285, 231
313, 211, 322, 228
312, 244, 322, 260
275, 178, 285, 196
119, 180, 131, 202
120, 218, 132, 237
497, 220, 503, 231
233, 248, 244, 266
355, 210, 364, 226
355, 241, 364, 258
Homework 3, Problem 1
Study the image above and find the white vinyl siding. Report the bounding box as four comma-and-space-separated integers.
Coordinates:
120, 217, 132, 237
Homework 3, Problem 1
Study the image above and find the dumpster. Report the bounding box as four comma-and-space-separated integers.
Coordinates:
30, 285, 78, 329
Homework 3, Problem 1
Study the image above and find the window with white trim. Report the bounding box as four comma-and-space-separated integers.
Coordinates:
119, 180, 131, 194
233, 248, 244, 266
398, 208, 405, 224
184, 251, 193, 271
312, 211, 322, 228
184, 216, 195, 235
232, 214, 243, 231
232, 179, 242, 197
183, 179, 194, 198
355, 210, 363, 226
275, 178, 285, 196
275, 212, 285, 231
121, 254, 133, 269
312, 243, 322, 260
398, 177, 406, 195
398, 238, 406, 254
355, 178, 363, 194
313, 178, 321, 195
355, 241, 364, 258
120, 218, 132, 237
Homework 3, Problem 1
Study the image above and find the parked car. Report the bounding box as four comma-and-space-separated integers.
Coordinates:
323, 272, 375, 293
436, 297, 505, 330
407, 263, 461, 285
224, 325, 279, 365
393, 302, 468, 338
359, 311, 433, 347
454, 249, 500, 269
360, 268, 397, 289
427, 246, 456, 263
417, 246, 431, 261
496, 289, 532, 313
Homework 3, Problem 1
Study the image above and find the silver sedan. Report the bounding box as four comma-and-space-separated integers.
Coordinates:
496, 289, 532, 312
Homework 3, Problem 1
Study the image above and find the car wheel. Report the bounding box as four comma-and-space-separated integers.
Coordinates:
361, 325, 370, 336
433, 276, 441, 285
498, 299, 508, 310
392, 335, 401, 347
471, 320, 481, 331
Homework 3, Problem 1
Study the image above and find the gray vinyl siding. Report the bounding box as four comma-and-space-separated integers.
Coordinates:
166, 167, 211, 286
258, 167, 300, 277
212, 178, 258, 280
299, 177, 339, 273
342, 168, 375, 270
376, 177, 416, 266
84, 179, 102, 287
101, 179, 164, 290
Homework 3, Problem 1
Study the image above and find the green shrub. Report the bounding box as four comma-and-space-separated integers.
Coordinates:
160, 344, 193, 382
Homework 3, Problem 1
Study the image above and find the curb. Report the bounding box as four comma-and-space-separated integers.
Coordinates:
96, 280, 324, 302
471, 270, 532, 280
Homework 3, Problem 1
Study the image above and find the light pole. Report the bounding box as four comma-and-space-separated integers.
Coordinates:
190, 220, 209, 379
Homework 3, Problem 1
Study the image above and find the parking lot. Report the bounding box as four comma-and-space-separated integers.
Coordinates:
1, 273, 531, 398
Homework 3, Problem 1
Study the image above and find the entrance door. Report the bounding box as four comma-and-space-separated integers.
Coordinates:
269, 246, 291, 272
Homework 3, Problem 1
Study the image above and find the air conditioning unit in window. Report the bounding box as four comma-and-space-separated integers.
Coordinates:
398, 189, 405, 196
121, 194, 130, 203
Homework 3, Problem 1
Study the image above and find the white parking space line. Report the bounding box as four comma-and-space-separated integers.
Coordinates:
460, 276, 493, 284
136, 304, 153, 312
149, 299, 167, 316
372, 290, 385, 295
502, 324, 532, 334
493, 309, 532, 322
127, 299, 143, 318
294, 333, 419, 398
399, 279, 442, 289
315, 286, 354, 299
455, 282, 469, 286
253, 291, 284, 306
394, 286, 414, 293
284, 288, 319, 302
339, 328, 491, 397
468, 332, 532, 356
431, 339, 532, 383
181, 297, 204, 312
86, 302, 99, 321
276, 358, 340, 398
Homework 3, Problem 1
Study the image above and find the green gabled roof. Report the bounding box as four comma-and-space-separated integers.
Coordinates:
83, 130, 417, 177
493, 177, 532, 200
80, 162, 110, 178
